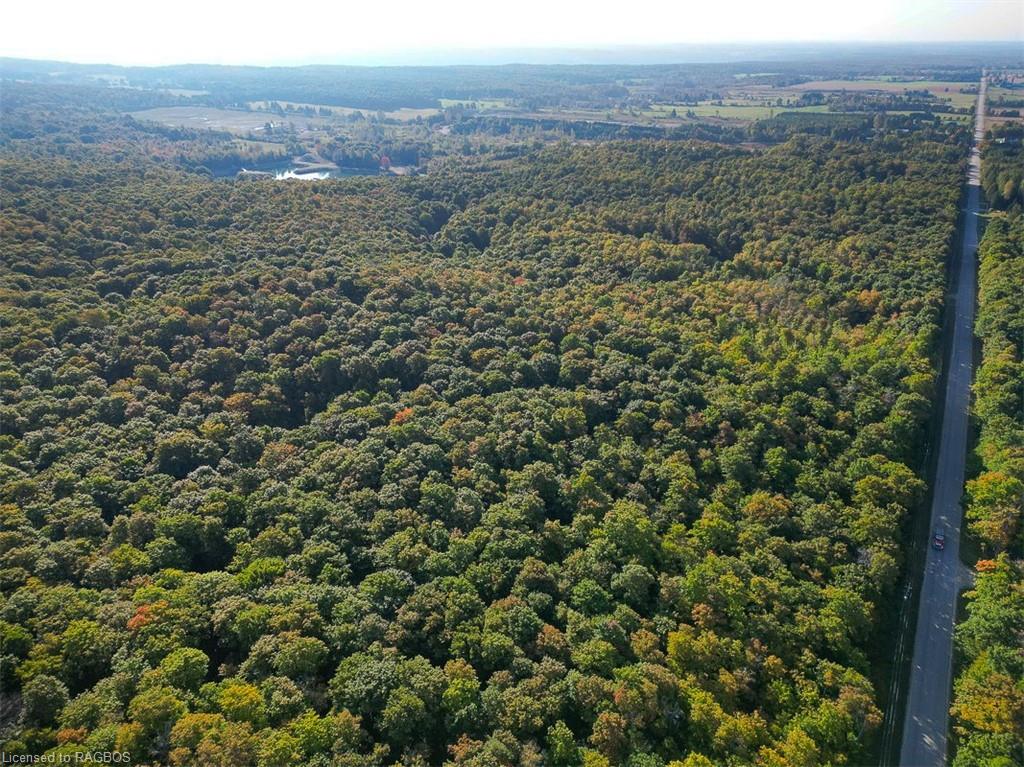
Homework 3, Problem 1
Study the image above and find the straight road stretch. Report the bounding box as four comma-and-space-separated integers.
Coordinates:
898, 74, 986, 767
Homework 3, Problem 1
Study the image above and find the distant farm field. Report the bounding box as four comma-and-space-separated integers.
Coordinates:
792, 79, 974, 93
988, 86, 1024, 101
885, 110, 973, 122
792, 79, 978, 108
248, 100, 440, 121
440, 98, 511, 110
228, 138, 288, 154
130, 107, 326, 134
648, 103, 831, 120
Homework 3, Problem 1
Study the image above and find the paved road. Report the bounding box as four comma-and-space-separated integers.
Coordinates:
898, 76, 986, 767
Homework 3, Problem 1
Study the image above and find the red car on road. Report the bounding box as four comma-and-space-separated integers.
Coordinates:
932, 530, 946, 550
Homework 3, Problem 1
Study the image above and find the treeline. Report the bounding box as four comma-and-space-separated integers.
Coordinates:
980, 124, 1024, 209
950, 141, 1024, 766
0, 82, 970, 766
320, 137, 426, 169
451, 116, 746, 144
455, 111, 960, 146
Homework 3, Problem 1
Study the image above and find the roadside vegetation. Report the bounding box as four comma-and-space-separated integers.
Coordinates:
950, 123, 1024, 767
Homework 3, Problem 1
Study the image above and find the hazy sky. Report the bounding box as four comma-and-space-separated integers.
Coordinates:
2, 0, 1021, 66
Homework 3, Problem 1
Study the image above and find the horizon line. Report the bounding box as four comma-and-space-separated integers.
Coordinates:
2, 39, 1022, 70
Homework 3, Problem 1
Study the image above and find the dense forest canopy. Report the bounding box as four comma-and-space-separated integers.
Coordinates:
0, 59, 1000, 767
